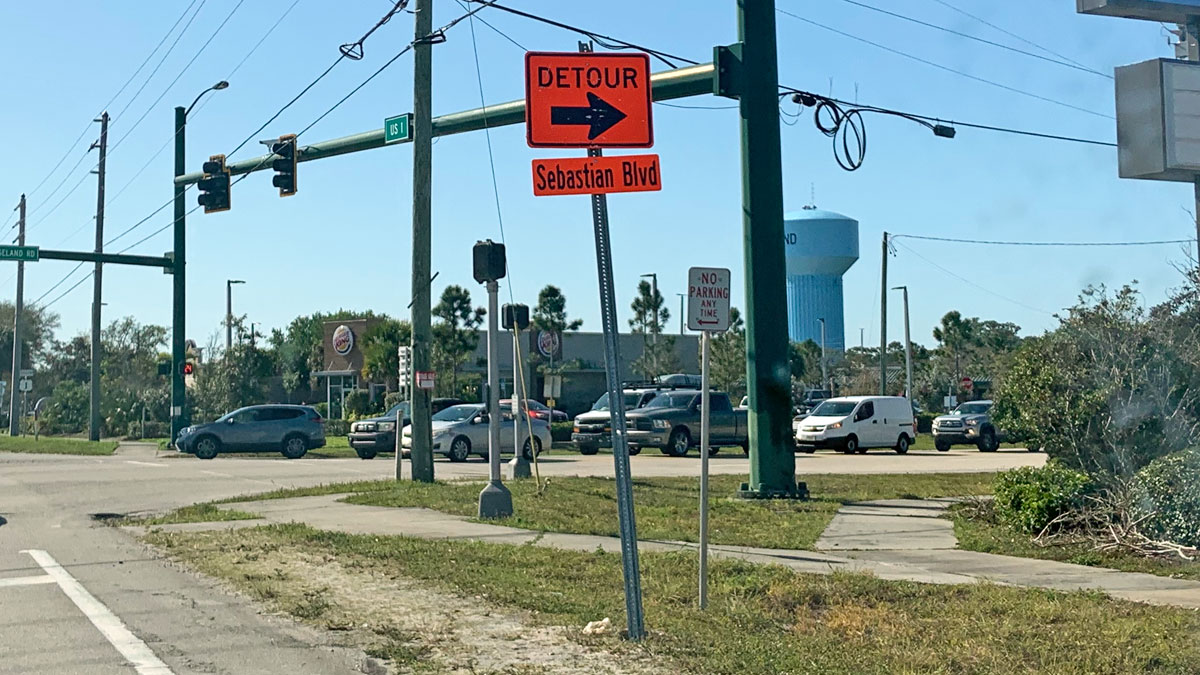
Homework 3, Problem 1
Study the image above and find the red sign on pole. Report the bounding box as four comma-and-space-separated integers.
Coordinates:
961, 377, 974, 391
416, 371, 436, 390
525, 52, 654, 148
532, 154, 662, 196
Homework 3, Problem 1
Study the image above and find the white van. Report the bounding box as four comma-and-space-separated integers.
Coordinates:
793, 396, 916, 454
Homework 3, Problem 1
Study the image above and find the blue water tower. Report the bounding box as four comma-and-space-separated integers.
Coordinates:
784, 207, 859, 350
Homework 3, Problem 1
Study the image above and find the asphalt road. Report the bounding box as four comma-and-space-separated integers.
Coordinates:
0, 446, 1043, 673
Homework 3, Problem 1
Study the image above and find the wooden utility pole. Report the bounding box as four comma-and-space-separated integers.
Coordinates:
89, 112, 109, 441
8, 194, 25, 436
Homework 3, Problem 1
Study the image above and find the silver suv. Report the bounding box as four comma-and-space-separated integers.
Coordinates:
176, 405, 326, 460
932, 400, 1001, 452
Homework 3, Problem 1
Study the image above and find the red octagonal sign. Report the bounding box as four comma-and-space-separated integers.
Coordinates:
525, 52, 654, 149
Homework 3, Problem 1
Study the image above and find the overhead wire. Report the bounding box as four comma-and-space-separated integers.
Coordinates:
775, 8, 1114, 120
892, 239, 1054, 315
831, 0, 1111, 79
926, 0, 1097, 71
893, 234, 1194, 246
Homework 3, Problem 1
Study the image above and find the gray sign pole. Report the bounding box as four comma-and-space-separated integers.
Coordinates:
588, 146, 646, 640
479, 279, 513, 518
698, 329, 711, 609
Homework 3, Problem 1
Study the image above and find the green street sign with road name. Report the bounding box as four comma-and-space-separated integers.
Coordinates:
0, 245, 38, 262
384, 113, 413, 144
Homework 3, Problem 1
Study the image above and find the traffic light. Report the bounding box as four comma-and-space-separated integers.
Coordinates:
182, 361, 195, 376
473, 239, 506, 283
271, 134, 297, 197
502, 304, 530, 331
197, 154, 231, 213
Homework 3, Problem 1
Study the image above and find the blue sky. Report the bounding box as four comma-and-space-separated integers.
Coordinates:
0, 0, 1192, 354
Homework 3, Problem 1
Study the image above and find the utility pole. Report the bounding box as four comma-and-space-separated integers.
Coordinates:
860, 327, 864, 349
409, 0, 435, 483
818, 318, 827, 391
733, 0, 801, 498
8, 195, 25, 436
89, 112, 109, 442
677, 293, 685, 335
640, 273, 658, 376
894, 286, 913, 400
879, 231, 888, 396
171, 107, 188, 445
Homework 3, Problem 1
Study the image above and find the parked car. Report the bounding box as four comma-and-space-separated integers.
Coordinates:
399, 403, 551, 462
348, 398, 464, 460
625, 390, 749, 457
176, 404, 326, 460
793, 396, 916, 455
571, 387, 672, 455
932, 400, 1003, 452
499, 398, 568, 423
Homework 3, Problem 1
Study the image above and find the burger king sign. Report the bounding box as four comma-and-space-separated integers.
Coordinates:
332, 324, 355, 356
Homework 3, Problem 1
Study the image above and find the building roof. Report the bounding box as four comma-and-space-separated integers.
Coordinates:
784, 207, 857, 222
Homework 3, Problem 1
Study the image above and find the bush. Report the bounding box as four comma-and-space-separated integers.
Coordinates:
324, 419, 350, 436
993, 463, 1093, 534
550, 421, 573, 443
1128, 449, 1200, 547
916, 412, 937, 434
314, 402, 329, 418
343, 390, 372, 419
124, 421, 170, 440
384, 392, 405, 410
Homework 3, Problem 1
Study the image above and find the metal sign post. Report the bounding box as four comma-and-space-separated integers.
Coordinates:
397, 345, 412, 480
687, 266, 730, 610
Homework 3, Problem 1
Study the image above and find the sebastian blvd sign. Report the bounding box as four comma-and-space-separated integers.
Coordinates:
532, 155, 661, 196
525, 52, 653, 148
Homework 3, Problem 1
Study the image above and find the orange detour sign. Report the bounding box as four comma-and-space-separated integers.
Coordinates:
532, 154, 662, 197
525, 52, 654, 148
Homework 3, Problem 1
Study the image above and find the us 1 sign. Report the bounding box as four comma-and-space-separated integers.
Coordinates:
687, 267, 731, 332
524, 52, 653, 148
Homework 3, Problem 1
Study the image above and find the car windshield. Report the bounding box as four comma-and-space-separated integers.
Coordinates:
433, 405, 480, 422
810, 400, 857, 417
644, 392, 695, 409
592, 392, 643, 411
954, 402, 993, 415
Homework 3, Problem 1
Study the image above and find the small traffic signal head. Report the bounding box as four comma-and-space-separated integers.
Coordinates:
182, 362, 195, 376
270, 134, 297, 197
197, 154, 231, 214
473, 239, 506, 283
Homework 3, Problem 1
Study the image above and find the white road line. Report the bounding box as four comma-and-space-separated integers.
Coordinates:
21, 549, 174, 675
0, 574, 56, 588
126, 461, 166, 468
200, 469, 276, 486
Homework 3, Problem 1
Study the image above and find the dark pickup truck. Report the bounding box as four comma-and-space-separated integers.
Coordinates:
348, 398, 463, 459
625, 390, 749, 457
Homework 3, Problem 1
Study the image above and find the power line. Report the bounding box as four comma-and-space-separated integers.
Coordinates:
892, 239, 1054, 315
455, 0, 526, 51
926, 0, 1097, 71
776, 8, 1113, 120
32, 263, 87, 307
893, 234, 1194, 247
110, 0, 247, 154
831, 0, 1111, 79
38, 270, 94, 311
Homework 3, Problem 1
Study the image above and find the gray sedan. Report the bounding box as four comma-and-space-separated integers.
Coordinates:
400, 403, 551, 462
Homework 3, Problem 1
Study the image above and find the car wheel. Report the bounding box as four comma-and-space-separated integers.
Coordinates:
935, 439, 952, 452
708, 446, 720, 457
281, 435, 308, 459
978, 429, 999, 452
628, 446, 641, 456
578, 445, 599, 456
521, 436, 543, 460
741, 442, 750, 456
355, 449, 378, 460
895, 434, 910, 455
194, 435, 220, 460
667, 428, 691, 457
842, 435, 859, 455
802, 446, 816, 454
448, 436, 471, 462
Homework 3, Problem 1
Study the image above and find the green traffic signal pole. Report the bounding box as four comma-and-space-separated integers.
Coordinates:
172, 105, 188, 445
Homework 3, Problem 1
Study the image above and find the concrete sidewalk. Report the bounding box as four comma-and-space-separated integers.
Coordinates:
136, 493, 1200, 611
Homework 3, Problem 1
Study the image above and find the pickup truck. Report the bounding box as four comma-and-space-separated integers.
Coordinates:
625, 390, 749, 457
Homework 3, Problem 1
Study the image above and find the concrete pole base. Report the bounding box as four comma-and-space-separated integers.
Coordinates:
478, 480, 513, 519
506, 456, 532, 479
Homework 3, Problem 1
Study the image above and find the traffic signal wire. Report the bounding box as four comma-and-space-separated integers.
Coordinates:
830, 0, 1112, 79
891, 239, 1055, 316
455, 0, 528, 52
892, 234, 1195, 247
774, 8, 1113, 121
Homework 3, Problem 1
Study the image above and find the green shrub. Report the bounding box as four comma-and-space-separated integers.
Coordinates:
550, 421, 573, 442
916, 412, 937, 434
124, 421, 170, 440
314, 402, 329, 418
343, 390, 372, 419
993, 463, 1093, 534
384, 392, 405, 410
324, 419, 350, 436
1128, 449, 1200, 547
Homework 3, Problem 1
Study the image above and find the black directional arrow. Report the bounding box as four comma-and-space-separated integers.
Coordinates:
550, 92, 628, 140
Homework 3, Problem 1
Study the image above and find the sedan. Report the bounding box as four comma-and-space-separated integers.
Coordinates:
400, 403, 552, 462
499, 398, 568, 423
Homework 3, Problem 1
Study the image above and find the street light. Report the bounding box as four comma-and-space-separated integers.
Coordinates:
226, 279, 245, 356
676, 292, 685, 335
186, 80, 229, 116
817, 318, 827, 392
892, 286, 913, 400
172, 81, 230, 445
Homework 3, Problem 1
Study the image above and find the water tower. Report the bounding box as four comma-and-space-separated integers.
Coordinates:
784, 206, 859, 350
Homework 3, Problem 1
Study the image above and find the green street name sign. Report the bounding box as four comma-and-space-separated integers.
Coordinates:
0, 245, 38, 262
384, 113, 414, 144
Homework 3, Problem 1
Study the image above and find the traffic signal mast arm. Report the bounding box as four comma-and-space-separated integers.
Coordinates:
173, 62, 715, 187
